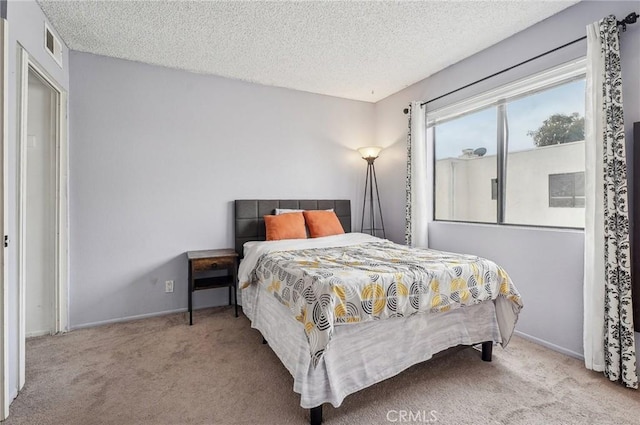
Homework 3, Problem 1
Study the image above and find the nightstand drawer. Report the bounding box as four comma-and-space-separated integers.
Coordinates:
192, 257, 235, 272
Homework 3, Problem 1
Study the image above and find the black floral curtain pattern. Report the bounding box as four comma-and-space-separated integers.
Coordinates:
405, 103, 413, 246
404, 102, 429, 248
599, 15, 637, 389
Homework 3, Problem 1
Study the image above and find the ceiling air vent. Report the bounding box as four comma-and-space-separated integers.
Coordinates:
44, 22, 62, 67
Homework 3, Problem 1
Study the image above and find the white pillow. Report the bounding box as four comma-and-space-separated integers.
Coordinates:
275, 208, 304, 215
275, 208, 334, 215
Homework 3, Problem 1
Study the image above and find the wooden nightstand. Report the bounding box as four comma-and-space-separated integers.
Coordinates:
187, 249, 238, 325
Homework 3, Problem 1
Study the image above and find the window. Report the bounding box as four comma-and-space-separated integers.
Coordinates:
434, 107, 497, 223
432, 59, 586, 228
549, 172, 585, 208
491, 178, 498, 201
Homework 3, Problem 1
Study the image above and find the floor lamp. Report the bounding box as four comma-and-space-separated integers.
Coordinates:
358, 146, 385, 238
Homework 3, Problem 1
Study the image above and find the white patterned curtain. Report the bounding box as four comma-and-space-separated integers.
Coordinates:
584, 16, 638, 389
405, 102, 431, 247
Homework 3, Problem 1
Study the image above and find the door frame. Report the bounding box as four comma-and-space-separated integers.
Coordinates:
16, 45, 68, 389
0, 17, 8, 422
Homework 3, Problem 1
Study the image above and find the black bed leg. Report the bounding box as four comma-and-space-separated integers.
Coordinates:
310, 405, 323, 425
481, 341, 493, 362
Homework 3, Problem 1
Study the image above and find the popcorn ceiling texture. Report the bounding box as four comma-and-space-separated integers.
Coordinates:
36, 0, 578, 102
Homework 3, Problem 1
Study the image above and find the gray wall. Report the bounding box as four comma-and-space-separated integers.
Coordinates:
6, 0, 70, 402
8, 0, 640, 405
374, 0, 640, 358
69, 51, 374, 328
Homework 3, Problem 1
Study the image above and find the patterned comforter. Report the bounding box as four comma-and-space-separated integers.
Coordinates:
245, 239, 523, 366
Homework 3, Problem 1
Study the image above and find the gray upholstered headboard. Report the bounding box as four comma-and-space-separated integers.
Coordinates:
234, 199, 351, 257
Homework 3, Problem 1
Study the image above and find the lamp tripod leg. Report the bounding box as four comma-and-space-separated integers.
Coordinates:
371, 163, 385, 238
360, 164, 370, 233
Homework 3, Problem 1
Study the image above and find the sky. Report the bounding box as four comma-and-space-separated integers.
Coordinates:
434, 79, 586, 160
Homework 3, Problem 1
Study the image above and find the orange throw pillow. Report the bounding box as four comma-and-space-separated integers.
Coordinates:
264, 212, 307, 241
303, 210, 345, 238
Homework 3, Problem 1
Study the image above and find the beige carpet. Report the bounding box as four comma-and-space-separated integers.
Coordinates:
4, 306, 640, 425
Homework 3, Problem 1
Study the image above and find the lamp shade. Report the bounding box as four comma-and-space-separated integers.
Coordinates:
357, 146, 383, 160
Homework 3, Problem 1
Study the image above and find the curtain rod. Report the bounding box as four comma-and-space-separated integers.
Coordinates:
403, 11, 639, 115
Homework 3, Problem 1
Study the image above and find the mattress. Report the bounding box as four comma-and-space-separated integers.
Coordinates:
239, 234, 519, 408
243, 281, 502, 408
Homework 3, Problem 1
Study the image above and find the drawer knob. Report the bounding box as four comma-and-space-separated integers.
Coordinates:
210, 262, 218, 269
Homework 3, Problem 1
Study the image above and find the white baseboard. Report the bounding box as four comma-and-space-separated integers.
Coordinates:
25, 330, 52, 338
514, 330, 584, 360
71, 308, 188, 330
72, 300, 244, 331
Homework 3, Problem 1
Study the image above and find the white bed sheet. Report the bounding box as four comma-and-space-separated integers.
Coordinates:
242, 277, 502, 408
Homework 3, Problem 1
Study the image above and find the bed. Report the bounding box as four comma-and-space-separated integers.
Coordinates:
234, 199, 522, 424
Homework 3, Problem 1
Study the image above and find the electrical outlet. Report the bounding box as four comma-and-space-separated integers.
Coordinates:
165, 280, 174, 293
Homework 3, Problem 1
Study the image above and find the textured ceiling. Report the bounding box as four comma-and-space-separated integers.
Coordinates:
37, 0, 580, 103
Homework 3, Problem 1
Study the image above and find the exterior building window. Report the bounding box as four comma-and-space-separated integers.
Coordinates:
431, 59, 586, 228
549, 172, 585, 208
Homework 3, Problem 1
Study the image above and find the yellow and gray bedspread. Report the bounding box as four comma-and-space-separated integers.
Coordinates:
247, 240, 523, 366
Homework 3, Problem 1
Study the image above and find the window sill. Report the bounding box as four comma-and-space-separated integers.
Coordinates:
431, 220, 584, 234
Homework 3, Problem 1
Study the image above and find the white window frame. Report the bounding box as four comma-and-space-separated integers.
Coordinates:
429, 58, 587, 228
427, 58, 586, 127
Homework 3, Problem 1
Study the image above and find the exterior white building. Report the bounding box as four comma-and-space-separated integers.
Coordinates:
435, 140, 585, 228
